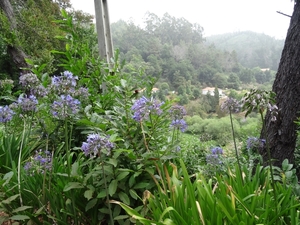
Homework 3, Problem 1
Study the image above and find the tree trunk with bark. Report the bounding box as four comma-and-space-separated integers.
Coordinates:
260, 1, 300, 167
0, 0, 28, 70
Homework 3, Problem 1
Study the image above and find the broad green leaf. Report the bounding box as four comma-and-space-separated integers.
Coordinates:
3, 171, 14, 186
118, 192, 130, 205
109, 180, 118, 196
85, 198, 97, 212
133, 182, 149, 189
9, 215, 30, 220
63, 182, 84, 192
129, 189, 138, 200
99, 207, 110, 214
285, 171, 293, 178
107, 158, 118, 167
129, 175, 135, 188
84, 190, 94, 201
97, 190, 107, 199
71, 162, 79, 177
116, 171, 130, 181
114, 215, 129, 220
12, 206, 32, 213
2, 194, 19, 204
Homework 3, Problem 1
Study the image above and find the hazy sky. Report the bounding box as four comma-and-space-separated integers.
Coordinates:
70, 0, 295, 39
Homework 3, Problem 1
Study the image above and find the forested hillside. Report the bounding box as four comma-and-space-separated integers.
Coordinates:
206, 31, 284, 71
111, 13, 281, 97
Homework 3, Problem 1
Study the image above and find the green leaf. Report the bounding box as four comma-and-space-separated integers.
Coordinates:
3, 171, 14, 186
97, 190, 107, 199
285, 171, 293, 179
110, 200, 155, 224
133, 182, 149, 189
118, 192, 130, 205
84, 190, 94, 201
99, 207, 110, 214
12, 206, 32, 213
129, 175, 135, 188
2, 194, 19, 204
116, 171, 130, 181
9, 215, 30, 220
129, 189, 138, 200
107, 158, 118, 167
71, 162, 79, 177
109, 180, 118, 196
120, 79, 127, 88
63, 182, 84, 192
85, 198, 97, 212
114, 215, 129, 220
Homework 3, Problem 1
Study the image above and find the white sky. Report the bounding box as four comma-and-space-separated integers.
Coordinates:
70, 0, 295, 39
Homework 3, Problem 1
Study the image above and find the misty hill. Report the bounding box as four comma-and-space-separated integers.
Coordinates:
111, 13, 280, 98
206, 31, 285, 71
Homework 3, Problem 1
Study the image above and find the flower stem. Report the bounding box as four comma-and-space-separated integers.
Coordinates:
100, 154, 114, 225
229, 110, 243, 184
260, 110, 278, 219
140, 121, 150, 152
65, 119, 71, 176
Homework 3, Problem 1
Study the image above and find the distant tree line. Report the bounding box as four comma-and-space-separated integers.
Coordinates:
111, 13, 279, 97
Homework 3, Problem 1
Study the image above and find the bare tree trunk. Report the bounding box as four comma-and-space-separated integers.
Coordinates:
260, 1, 300, 167
0, 0, 28, 70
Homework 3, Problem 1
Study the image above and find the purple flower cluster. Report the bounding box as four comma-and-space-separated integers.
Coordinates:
51, 71, 78, 95
246, 137, 266, 150
0, 105, 15, 123
81, 133, 114, 157
31, 85, 48, 97
206, 147, 223, 165
170, 119, 187, 132
19, 73, 40, 88
51, 95, 81, 120
211, 146, 223, 154
17, 94, 38, 112
169, 105, 187, 132
169, 105, 186, 120
221, 97, 241, 113
24, 149, 52, 175
131, 96, 164, 122
19, 73, 47, 97
74, 87, 90, 102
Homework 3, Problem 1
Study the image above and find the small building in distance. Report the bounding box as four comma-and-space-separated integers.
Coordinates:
202, 87, 225, 97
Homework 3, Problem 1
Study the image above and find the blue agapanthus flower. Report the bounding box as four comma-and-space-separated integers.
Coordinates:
17, 94, 38, 112
131, 96, 164, 122
24, 149, 52, 175
246, 137, 266, 150
0, 105, 15, 123
170, 119, 187, 132
51, 71, 78, 95
169, 105, 186, 119
51, 95, 80, 119
19, 73, 40, 88
206, 146, 224, 165
81, 133, 114, 157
